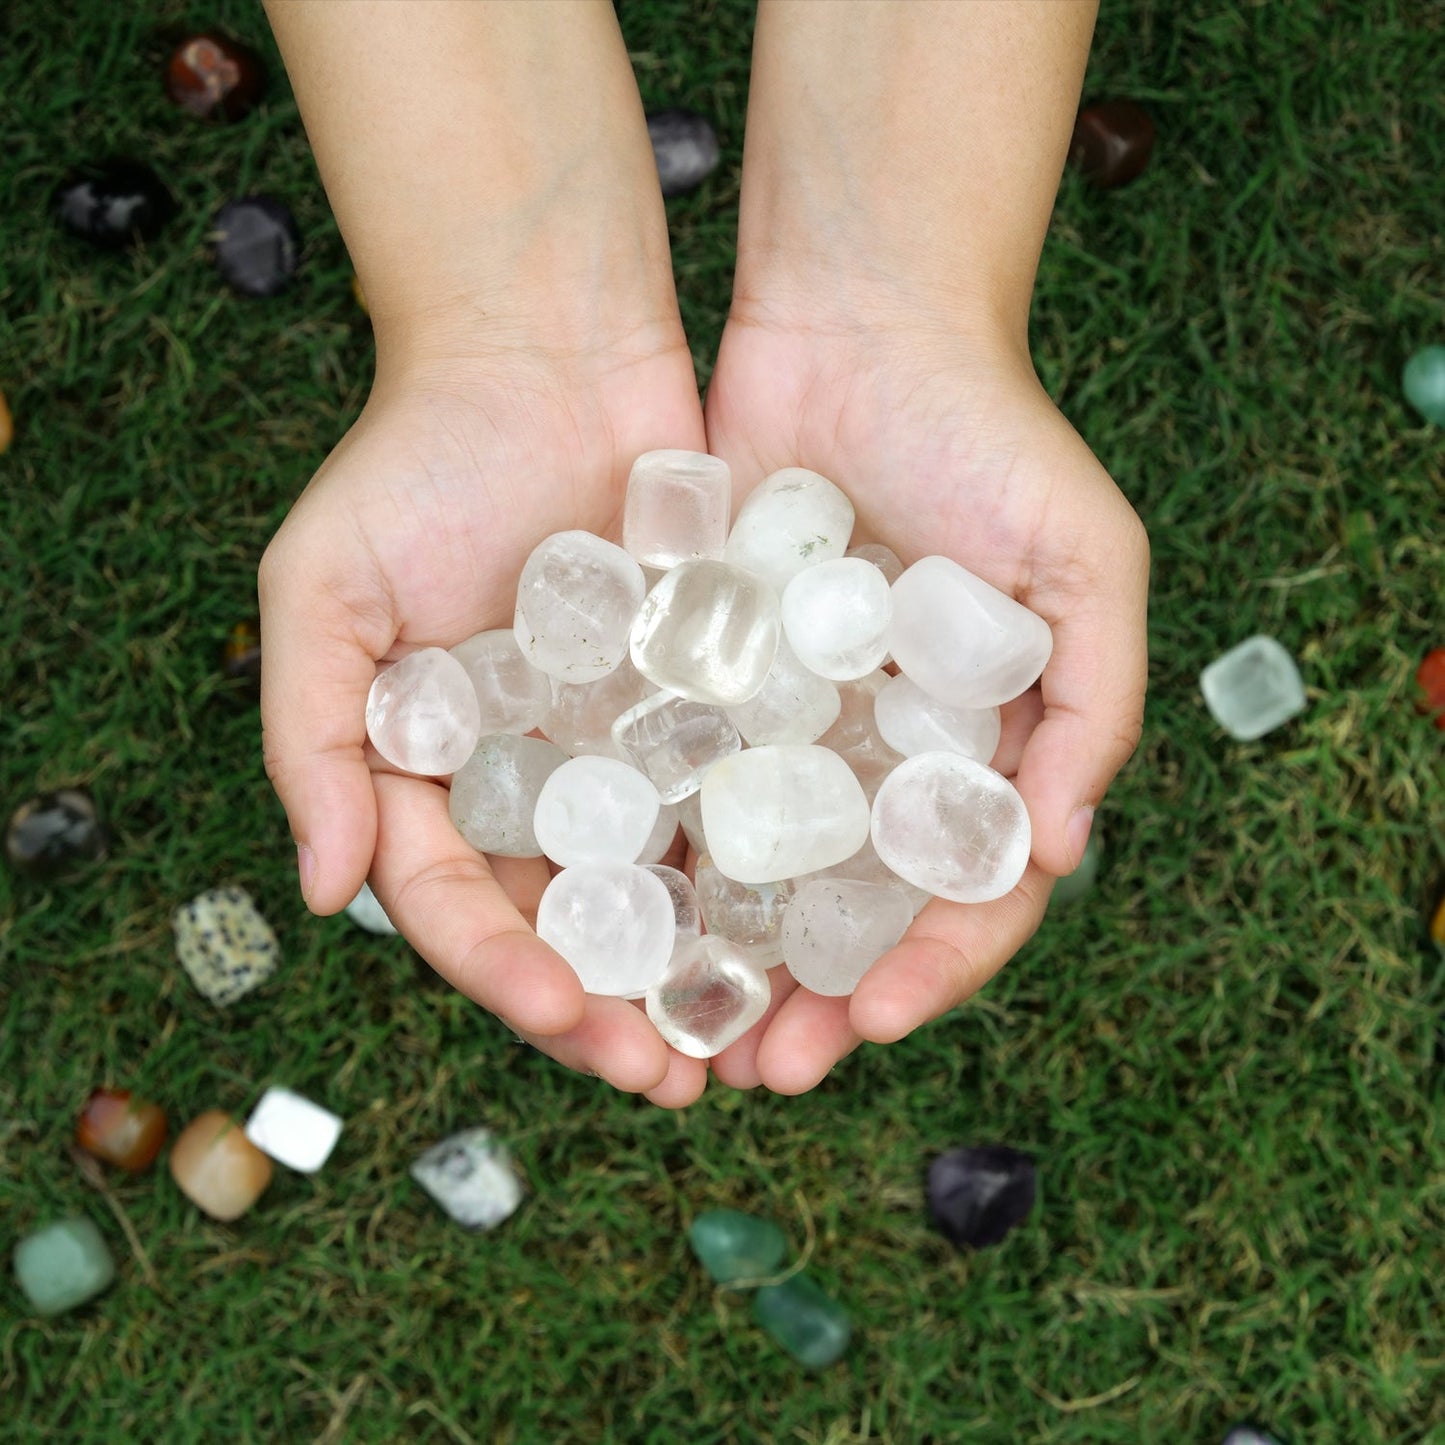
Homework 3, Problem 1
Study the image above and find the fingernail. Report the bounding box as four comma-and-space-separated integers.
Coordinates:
296, 843, 316, 903
1065, 806, 1095, 873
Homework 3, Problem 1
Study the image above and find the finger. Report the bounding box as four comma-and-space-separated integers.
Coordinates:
709, 966, 796, 1091
643, 1048, 712, 1108
754, 988, 861, 1095
512, 997, 673, 1094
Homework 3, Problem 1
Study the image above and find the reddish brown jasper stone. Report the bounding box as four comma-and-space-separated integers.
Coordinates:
164, 33, 264, 122
76, 1089, 168, 1172
1070, 100, 1156, 189
1416, 648, 1445, 730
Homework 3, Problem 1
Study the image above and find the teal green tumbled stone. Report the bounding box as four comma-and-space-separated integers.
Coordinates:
14, 1217, 116, 1315
752, 1273, 852, 1369
1403, 346, 1445, 425
688, 1209, 787, 1284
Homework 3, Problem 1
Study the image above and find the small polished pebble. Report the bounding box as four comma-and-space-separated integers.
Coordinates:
344, 881, 398, 935
874, 673, 1001, 763
532, 755, 661, 867
646, 108, 721, 197
545, 658, 651, 756
634, 801, 681, 866
723, 468, 855, 595
611, 691, 740, 802
5, 787, 109, 879
1200, 635, 1306, 741
753, 1273, 852, 1370
1221, 1428, 1287, 1445
172, 886, 280, 1005
164, 31, 265, 121
54, 159, 175, 247
366, 647, 482, 776
818, 671, 905, 802
211, 196, 300, 297
927, 1144, 1037, 1249
724, 638, 840, 746
1404, 346, 1445, 425
1069, 99, 1156, 188
244, 1087, 342, 1174
780, 557, 892, 681
448, 733, 569, 857
695, 853, 796, 950
222, 619, 262, 695
169, 1109, 274, 1221
806, 837, 932, 917
0, 388, 12, 454
76, 1088, 167, 1172
623, 449, 731, 567
13, 1218, 115, 1316
846, 542, 903, 585
536, 862, 676, 996
645, 935, 771, 1058
449, 629, 551, 736
411, 1127, 523, 1231
644, 864, 701, 949
780, 879, 912, 996
688, 1209, 788, 1285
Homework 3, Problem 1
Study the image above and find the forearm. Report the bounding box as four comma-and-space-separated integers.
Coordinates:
263, 0, 677, 372
737, 0, 1097, 347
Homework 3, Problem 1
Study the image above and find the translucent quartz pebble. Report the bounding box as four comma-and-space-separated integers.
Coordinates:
645, 935, 772, 1058
244, 1087, 342, 1174
345, 881, 398, 935
725, 638, 840, 746
514, 530, 645, 683
1199, 635, 1306, 741
536, 862, 676, 995
808, 837, 932, 917
449, 734, 568, 857
781, 879, 912, 996
701, 745, 871, 884
874, 673, 1001, 763
819, 671, 906, 803
545, 658, 650, 757
449, 629, 551, 735
723, 467, 855, 594
630, 559, 780, 705
695, 853, 796, 948
635, 802, 681, 865
366, 647, 482, 775
623, 449, 731, 568
624, 862, 700, 999
780, 557, 892, 682
871, 751, 1031, 904
677, 791, 708, 856
532, 756, 660, 867
612, 690, 741, 802
411, 1127, 523, 1232
888, 556, 1053, 709
847, 542, 903, 585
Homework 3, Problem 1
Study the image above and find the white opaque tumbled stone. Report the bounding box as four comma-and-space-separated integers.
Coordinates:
677, 792, 708, 856
533, 756, 660, 867
244, 1087, 343, 1174
781, 556, 892, 681
723, 468, 855, 593
1200, 635, 1307, 740
871, 751, 1031, 904
544, 658, 651, 757
611, 691, 741, 802
634, 801, 681, 865
411, 1128, 523, 1232
514, 530, 646, 683
449, 629, 551, 736
536, 863, 676, 996
622, 450, 732, 568
847, 542, 904, 585
874, 673, 1002, 764
888, 556, 1053, 709
366, 647, 482, 776
449, 734, 569, 857
630, 559, 780, 706
700, 745, 871, 884
645, 936, 772, 1059
695, 854, 796, 948
781, 879, 913, 997
724, 638, 840, 746
345, 882, 398, 936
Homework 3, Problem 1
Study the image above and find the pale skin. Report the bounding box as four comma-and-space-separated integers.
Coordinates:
259, 0, 1149, 1108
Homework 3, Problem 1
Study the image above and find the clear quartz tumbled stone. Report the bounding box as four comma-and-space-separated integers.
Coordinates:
544, 657, 651, 757
634, 801, 681, 865
695, 853, 796, 950
532, 755, 661, 867
780, 556, 893, 681
725, 638, 840, 746
645, 935, 772, 1058
847, 542, 904, 585
623, 862, 700, 999
723, 468, 855, 594
366, 647, 482, 775
1199, 635, 1307, 740
611, 691, 741, 802
819, 671, 906, 803
514, 530, 646, 683
805, 836, 932, 917
622, 449, 732, 568
874, 673, 1001, 763
449, 629, 551, 736
536, 862, 676, 996
448, 734, 569, 857
630, 559, 780, 706
888, 556, 1053, 709
780, 878, 912, 997
871, 751, 1031, 904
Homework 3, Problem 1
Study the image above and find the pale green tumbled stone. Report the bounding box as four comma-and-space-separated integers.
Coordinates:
688, 1209, 787, 1284
752, 1272, 852, 1369
1403, 346, 1445, 425
14, 1217, 116, 1316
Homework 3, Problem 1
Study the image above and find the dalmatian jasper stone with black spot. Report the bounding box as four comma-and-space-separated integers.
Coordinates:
172, 886, 279, 1004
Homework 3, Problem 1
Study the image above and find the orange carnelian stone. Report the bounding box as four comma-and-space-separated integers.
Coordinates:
76, 1088, 168, 1171
169, 1109, 273, 1221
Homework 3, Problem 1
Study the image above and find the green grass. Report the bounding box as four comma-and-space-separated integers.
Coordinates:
3, 0, 1444, 1440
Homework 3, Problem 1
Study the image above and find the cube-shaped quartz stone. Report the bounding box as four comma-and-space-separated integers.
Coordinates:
611, 691, 741, 802
172, 886, 280, 1005
169, 1109, 274, 1221
623, 450, 731, 568
366, 646, 482, 775
535, 862, 676, 996
723, 468, 855, 594
449, 734, 569, 857
14, 1217, 116, 1316
532, 755, 661, 867
244, 1087, 343, 1174
780, 879, 912, 996
645, 935, 772, 1058
411, 1127, 523, 1231
1199, 636, 1307, 741
449, 629, 551, 736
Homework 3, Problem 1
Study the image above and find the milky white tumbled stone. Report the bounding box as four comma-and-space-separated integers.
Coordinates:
695, 853, 796, 949
847, 542, 904, 585
612, 691, 741, 802
1200, 635, 1307, 741
723, 468, 855, 593
677, 792, 708, 856
244, 1087, 343, 1174
514, 530, 646, 683
701, 745, 871, 884
345, 882, 398, 936
366, 647, 482, 776
780, 556, 892, 681
889, 556, 1052, 709
623, 450, 732, 568
635, 802, 681, 865
449, 629, 551, 736
805, 837, 932, 917
871, 751, 1031, 904
630, 559, 780, 705
645, 936, 772, 1059
781, 879, 913, 997
544, 658, 650, 757
532, 755, 660, 867
449, 734, 569, 857
536, 863, 676, 996
723, 639, 839, 747
874, 673, 1001, 764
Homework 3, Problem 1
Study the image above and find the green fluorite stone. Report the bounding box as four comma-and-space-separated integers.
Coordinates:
688, 1209, 787, 1284
1403, 346, 1445, 425
14, 1217, 116, 1315
752, 1273, 852, 1369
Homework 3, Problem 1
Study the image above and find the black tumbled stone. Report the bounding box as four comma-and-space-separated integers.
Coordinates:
926, 1144, 1037, 1250
211, 196, 300, 298
646, 109, 721, 198
54, 160, 175, 249
5, 789, 110, 880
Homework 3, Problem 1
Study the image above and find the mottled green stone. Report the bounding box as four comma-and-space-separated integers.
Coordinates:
752, 1273, 852, 1369
687, 1209, 787, 1284
1050, 828, 1103, 909
13, 1217, 116, 1315
1403, 346, 1445, 426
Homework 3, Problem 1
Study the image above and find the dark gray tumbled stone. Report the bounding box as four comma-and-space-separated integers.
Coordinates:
211, 195, 300, 297
646, 109, 720, 198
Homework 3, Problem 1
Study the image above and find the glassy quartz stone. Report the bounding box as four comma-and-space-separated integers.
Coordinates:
846, 542, 904, 585
544, 657, 651, 757
806, 836, 932, 917
871, 751, 1031, 904
449, 629, 551, 735
244, 1087, 342, 1174
819, 671, 906, 803
634, 802, 681, 865
449, 734, 569, 857
532, 755, 661, 867
514, 530, 646, 683
622, 450, 731, 567
1199, 635, 1306, 741
695, 854, 796, 949
874, 673, 1001, 763
701, 745, 871, 884
623, 862, 699, 999
780, 879, 912, 996
630, 559, 780, 705
366, 647, 482, 776
677, 791, 708, 856
723, 468, 855, 594
888, 556, 1053, 709
535, 862, 676, 996
725, 638, 840, 746
611, 690, 741, 802
780, 557, 892, 681
645, 935, 772, 1058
